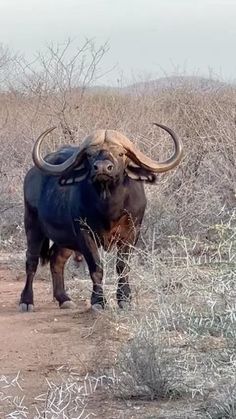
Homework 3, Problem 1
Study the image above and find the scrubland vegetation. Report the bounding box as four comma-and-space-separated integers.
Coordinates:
0, 40, 236, 418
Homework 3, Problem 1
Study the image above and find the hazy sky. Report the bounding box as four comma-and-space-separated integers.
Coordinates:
0, 0, 235, 85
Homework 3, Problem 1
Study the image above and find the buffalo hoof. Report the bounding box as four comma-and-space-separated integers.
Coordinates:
60, 300, 76, 309
91, 303, 104, 312
118, 300, 131, 310
19, 303, 34, 312
73, 252, 83, 263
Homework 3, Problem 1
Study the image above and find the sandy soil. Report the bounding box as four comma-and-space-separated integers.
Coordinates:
0, 259, 129, 418
0, 257, 186, 419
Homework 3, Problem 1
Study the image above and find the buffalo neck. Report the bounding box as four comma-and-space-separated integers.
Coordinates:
80, 176, 129, 222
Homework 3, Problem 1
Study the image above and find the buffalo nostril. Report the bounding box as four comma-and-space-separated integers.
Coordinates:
107, 165, 113, 172
93, 164, 99, 171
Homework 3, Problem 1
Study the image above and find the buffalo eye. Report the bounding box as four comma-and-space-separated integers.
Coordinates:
119, 152, 124, 157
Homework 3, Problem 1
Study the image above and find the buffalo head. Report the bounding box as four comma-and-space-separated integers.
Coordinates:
32, 124, 183, 185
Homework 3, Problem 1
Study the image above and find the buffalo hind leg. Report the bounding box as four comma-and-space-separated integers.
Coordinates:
20, 250, 41, 312
50, 246, 76, 309
116, 244, 132, 309
20, 211, 46, 312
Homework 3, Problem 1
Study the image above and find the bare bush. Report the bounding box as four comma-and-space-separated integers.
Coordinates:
200, 384, 236, 418
93, 215, 236, 415
0, 44, 18, 90
14, 38, 109, 140
1, 82, 236, 249
112, 319, 184, 401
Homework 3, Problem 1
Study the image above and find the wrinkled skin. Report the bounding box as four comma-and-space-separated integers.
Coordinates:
20, 143, 153, 311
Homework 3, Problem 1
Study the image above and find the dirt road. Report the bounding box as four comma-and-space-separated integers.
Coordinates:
0, 261, 125, 418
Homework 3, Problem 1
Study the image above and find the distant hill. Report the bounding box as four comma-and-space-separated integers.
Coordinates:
122, 76, 230, 94
88, 76, 233, 95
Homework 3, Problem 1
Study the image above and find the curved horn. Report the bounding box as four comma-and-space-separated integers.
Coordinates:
32, 127, 104, 175
114, 123, 183, 173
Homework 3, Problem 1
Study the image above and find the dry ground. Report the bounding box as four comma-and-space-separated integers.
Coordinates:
0, 256, 172, 419
0, 257, 122, 418
0, 250, 236, 419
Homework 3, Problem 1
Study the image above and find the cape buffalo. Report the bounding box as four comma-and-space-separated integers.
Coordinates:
19, 124, 183, 311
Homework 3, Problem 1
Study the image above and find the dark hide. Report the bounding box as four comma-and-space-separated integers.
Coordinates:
20, 146, 149, 311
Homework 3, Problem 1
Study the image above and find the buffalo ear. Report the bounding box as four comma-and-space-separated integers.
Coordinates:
59, 165, 88, 186
126, 165, 157, 183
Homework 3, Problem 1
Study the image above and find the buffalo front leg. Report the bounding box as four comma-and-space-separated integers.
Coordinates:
50, 246, 76, 309
116, 244, 132, 309
81, 232, 105, 310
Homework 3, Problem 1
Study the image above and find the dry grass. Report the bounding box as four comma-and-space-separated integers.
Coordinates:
0, 369, 116, 418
